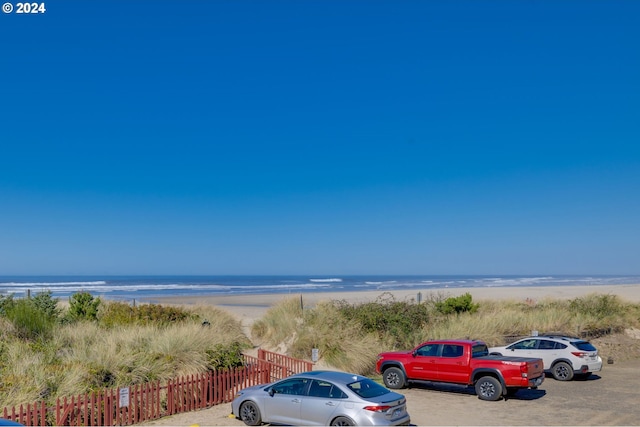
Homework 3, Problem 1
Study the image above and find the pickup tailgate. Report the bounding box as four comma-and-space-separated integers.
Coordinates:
478, 355, 545, 385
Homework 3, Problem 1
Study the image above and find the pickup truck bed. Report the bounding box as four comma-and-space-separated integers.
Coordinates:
376, 339, 545, 401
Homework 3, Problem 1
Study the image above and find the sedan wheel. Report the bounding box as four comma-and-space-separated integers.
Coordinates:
239, 401, 262, 426
331, 416, 355, 426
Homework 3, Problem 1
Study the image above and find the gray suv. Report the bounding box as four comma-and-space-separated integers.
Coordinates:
489, 335, 602, 381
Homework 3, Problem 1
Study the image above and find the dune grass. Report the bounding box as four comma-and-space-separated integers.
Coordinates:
2, 291, 640, 409
252, 292, 640, 375
251, 296, 304, 348
0, 299, 251, 409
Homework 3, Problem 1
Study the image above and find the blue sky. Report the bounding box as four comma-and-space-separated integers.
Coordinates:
1, 1, 638, 275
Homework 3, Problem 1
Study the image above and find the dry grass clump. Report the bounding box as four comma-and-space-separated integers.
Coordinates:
0, 340, 52, 406
0, 299, 251, 409
251, 296, 303, 346
3, 291, 640, 410
294, 301, 383, 374
251, 297, 385, 374
251, 292, 640, 375
178, 304, 249, 344
421, 293, 640, 348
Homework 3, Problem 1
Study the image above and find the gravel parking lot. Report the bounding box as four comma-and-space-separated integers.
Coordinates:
143, 359, 640, 426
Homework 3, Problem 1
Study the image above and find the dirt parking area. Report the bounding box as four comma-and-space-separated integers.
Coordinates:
143, 359, 640, 426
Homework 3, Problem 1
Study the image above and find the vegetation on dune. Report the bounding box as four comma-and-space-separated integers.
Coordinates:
2, 289, 640, 410
253, 292, 640, 375
0, 292, 251, 409
251, 296, 303, 347
331, 292, 430, 348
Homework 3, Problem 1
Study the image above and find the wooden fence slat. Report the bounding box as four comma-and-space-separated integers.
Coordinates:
2, 351, 309, 426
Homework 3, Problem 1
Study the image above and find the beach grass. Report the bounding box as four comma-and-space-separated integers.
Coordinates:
2, 290, 640, 410
0, 298, 251, 409
251, 292, 640, 374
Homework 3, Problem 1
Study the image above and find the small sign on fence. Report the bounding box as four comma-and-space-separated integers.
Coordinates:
119, 387, 130, 408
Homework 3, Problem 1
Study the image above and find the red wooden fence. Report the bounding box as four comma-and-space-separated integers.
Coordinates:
2, 351, 313, 426
257, 348, 313, 380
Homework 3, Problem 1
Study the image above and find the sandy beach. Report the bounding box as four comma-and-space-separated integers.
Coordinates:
145, 284, 640, 324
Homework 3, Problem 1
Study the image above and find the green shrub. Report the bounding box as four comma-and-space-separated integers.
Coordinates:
206, 342, 245, 370
332, 293, 430, 348
5, 299, 55, 341
435, 293, 479, 315
0, 294, 16, 316
135, 303, 193, 324
66, 292, 101, 321
98, 301, 194, 327
30, 290, 61, 319
569, 293, 623, 320
567, 293, 630, 334
97, 301, 135, 327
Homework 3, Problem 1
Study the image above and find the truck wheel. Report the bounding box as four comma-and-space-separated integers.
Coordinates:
382, 367, 406, 389
551, 361, 574, 381
475, 376, 502, 401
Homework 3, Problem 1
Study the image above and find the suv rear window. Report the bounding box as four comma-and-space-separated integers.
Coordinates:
572, 341, 597, 351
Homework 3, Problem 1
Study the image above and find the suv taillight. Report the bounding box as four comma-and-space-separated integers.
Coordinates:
571, 351, 588, 358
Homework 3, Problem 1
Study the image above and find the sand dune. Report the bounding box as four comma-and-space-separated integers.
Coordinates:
145, 283, 640, 324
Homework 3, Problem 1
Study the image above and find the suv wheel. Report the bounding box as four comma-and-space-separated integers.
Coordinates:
382, 367, 406, 389
551, 361, 574, 381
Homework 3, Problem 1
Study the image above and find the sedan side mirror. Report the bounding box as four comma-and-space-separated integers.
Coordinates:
268, 388, 275, 397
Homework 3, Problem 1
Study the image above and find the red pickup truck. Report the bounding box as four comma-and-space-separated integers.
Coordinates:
376, 339, 544, 401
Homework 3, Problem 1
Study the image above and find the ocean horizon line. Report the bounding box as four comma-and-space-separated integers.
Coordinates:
1, 274, 639, 301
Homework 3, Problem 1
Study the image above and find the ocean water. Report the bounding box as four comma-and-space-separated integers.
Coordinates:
1, 275, 639, 301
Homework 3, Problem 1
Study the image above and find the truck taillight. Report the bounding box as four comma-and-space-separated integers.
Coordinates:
520, 363, 528, 378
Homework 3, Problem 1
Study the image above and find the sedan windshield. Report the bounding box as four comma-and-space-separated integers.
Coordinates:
347, 378, 389, 398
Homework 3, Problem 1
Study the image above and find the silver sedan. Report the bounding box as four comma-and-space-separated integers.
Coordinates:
231, 370, 411, 426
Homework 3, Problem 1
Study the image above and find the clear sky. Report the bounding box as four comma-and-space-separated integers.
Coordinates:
1, 1, 638, 276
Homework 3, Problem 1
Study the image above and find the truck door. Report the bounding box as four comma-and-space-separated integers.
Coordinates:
406, 343, 440, 381
436, 344, 468, 383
